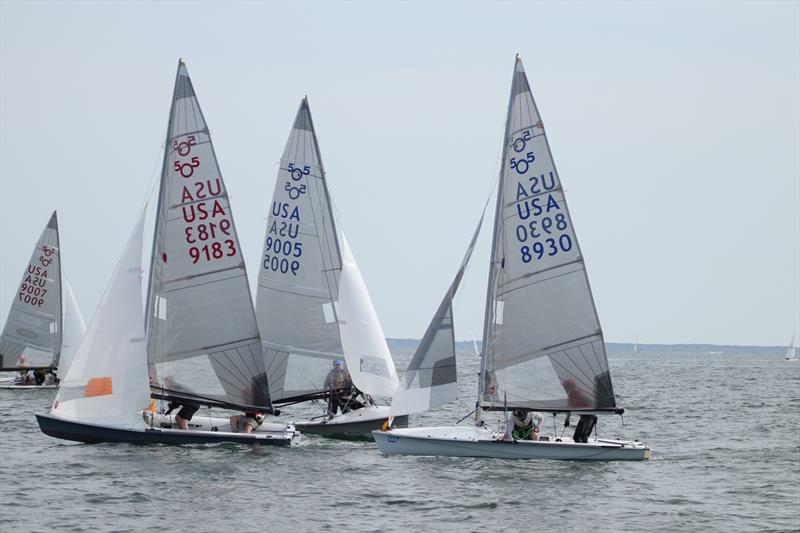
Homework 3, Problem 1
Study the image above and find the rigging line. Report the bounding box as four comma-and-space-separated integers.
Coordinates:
262, 348, 284, 377
304, 132, 344, 317
214, 348, 256, 387
187, 75, 201, 141
561, 347, 607, 400
548, 355, 598, 401
587, 342, 615, 400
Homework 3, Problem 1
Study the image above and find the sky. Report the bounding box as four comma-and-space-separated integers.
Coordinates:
1, 1, 798, 347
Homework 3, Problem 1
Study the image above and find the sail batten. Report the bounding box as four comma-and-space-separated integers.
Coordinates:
478, 57, 617, 411
146, 61, 272, 411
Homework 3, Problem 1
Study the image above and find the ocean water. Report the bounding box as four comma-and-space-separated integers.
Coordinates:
1, 350, 798, 532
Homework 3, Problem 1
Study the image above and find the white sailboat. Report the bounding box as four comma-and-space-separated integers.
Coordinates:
37, 61, 294, 445
373, 56, 649, 460
0, 212, 87, 389
255, 98, 402, 438
785, 334, 798, 361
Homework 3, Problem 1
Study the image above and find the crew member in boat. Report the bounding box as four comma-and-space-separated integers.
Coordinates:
230, 411, 264, 433
511, 410, 544, 440
33, 368, 47, 386
323, 359, 368, 418
14, 354, 32, 385
165, 400, 200, 430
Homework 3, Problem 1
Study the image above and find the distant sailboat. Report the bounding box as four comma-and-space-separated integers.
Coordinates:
37, 61, 294, 445
373, 56, 649, 460
0, 212, 86, 389
256, 98, 402, 438
785, 334, 798, 361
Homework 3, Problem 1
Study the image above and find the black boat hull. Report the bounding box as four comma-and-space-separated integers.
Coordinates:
36, 414, 292, 446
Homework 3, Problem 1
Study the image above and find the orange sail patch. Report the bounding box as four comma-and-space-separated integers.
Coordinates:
84, 377, 113, 397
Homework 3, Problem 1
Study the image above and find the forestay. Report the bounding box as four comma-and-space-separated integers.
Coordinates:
257, 99, 397, 401
0, 212, 62, 370
479, 57, 616, 412
52, 211, 151, 429
391, 215, 483, 417
146, 61, 271, 410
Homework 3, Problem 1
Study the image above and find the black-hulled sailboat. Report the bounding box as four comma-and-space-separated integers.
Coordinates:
37, 61, 294, 445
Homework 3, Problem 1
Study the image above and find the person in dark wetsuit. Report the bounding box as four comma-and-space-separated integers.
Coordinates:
166, 400, 200, 430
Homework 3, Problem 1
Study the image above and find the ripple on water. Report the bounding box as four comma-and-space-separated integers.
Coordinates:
2, 353, 800, 531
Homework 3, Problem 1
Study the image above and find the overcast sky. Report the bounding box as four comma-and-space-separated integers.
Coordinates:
1, 1, 798, 346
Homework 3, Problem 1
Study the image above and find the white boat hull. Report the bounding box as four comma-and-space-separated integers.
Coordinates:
152, 413, 297, 439
372, 426, 650, 461
0, 383, 58, 390
294, 405, 407, 439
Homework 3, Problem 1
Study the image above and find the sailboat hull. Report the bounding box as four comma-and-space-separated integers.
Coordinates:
372, 426, 650, 461
152, 413, 297, 438
0, 383, 58, 390
36, 414, 293, 446
294, 405, 407, 439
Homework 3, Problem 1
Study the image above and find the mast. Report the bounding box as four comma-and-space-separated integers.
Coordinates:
145, 60, 182, 336
51, 211, 63, 370
477, 55, 519, 404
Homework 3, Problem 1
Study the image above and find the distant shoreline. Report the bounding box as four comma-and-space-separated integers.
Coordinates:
386, 338, 792, 355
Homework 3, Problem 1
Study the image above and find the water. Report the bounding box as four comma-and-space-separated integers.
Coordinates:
1, 350, 798, 532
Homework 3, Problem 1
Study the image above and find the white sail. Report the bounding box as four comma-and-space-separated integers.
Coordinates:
145, 60, 270, 410
257, 99, 397, 400
0, 212, 62, 370
58, 280, 87, 377
391, 216, 483, 416
337, 234, 399, 397
51, 210, 150, 430
787, 334, 797, 359
479, 57, 616, 411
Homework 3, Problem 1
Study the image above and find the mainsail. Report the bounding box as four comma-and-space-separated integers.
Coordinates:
479, 57, 617, 412
257, 98, 398, 402
145, 61, 271, 411
391, 215, 483, 417
52, 210, 151, 429
0, 212, 62, 370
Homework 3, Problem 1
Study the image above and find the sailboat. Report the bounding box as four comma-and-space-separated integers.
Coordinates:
0, 212, 86, 389
37, 60, 294, 445
785, 334, 798, 361
373, 56, 649, 460
255, 98, 403, 438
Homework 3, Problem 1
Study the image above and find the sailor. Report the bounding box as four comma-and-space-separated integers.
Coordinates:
15, 355, 32, 385
33, 368, 46, 386
165, 400, 200, 430
230, 411, 264, 433
324, 359, 349, 418
511, 410, 544, 441
324, 360, 369, 418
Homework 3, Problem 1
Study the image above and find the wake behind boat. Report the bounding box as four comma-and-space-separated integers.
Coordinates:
374, 56, 649, 461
